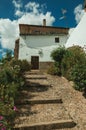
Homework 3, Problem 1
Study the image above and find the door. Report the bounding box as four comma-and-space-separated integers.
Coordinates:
31, 56, 39, 69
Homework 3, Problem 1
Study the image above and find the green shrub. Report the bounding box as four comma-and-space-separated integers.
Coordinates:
0, 55, 31, 129
71, 62, 86, 91
51, 47, 67, 76
50, 45, 86, 93
68, 46, 86, 64
1, 50, 13, 63
61, 50, 72, 79
10, 59, 31, 74
0, 64, 24, 99
20, 59, 31, 73
61, 46, 86, 79
0, 59, 25, 128
51, 47, 66, 62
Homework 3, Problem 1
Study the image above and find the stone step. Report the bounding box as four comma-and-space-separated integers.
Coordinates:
15, 98, 63, 105
14, 71, 76, 129
26, 79, 49, 87
25, 75, 47, 79
26, 77, 47, 80
25, 70, 43, 75
15, 87, 62, 105
14, 104, 76, 129
13, 120, 76, 130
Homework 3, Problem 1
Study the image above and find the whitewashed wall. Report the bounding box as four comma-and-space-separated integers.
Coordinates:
19, 35, 68, 62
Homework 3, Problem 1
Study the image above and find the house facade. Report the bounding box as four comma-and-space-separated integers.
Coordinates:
15, 20, 69, 70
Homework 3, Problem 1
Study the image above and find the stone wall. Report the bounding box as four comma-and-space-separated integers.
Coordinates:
14, 39, 19, 59
39, 62, 54, 71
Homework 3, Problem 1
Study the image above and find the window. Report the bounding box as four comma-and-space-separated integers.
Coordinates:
55, 37, 59, 43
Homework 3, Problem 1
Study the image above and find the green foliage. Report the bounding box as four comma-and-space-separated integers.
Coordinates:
71, 62, 86, 91
51, 47, 67, 76
61, 46, 86, 79
19, 59, 31, 73
0, 56, 31, 129
50, 45, 86, 93
0, 66, 15, 85
68, 46, 86, 64
0, 115, 12, 130
1, 50, 13, 63
51, 47, 66, 62
10, 59, 31, 74
61, 50, 73, 78
0, 60, 25, 129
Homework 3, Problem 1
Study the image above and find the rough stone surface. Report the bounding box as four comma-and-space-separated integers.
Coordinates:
14, 70, 86, 130
47, 74, 86, 130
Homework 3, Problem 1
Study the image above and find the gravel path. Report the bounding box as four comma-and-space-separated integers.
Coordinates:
47, 74, 86, 130
14, 71, 86, 130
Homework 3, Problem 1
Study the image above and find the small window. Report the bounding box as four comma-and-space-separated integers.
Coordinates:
55, 37, 59, 43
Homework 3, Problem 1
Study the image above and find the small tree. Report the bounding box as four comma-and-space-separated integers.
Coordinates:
51, 47, 67, 76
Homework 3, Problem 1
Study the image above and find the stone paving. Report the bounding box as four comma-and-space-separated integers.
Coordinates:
47, 74, 86, 130
14, 70, 86, 130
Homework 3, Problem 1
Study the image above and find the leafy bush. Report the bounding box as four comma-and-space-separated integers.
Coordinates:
0, 115, 11, 130
61, 46, 86, 79
51, 47, 66, 62
68, 46, 86, 64
1, 50, 13, 63
20, 59, 31, 73
0, 62, 24, 129
0, 57, 31, 129
71, 62, 86, 91
0, 64, 24, 91
50, 45, 86, 93
61, 50, 73, 79
10, 59, 31, 74
51, 47, 67, 76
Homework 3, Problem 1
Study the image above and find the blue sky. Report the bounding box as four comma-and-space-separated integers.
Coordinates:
0, 0, 85, 59
0, 0, 84, 27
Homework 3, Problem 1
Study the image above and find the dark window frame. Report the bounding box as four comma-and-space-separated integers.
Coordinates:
55, 37, 59, 43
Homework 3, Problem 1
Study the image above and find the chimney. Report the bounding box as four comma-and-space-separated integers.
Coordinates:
84, 0, 86, 12
43, 19, 46, 26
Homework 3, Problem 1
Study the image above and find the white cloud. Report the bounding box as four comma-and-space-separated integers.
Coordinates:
18, 12, 55, 26
0, 1, 55, 50
25, 2, 40, 14
20, 2, 55, 26
12, 0, 22, 9
12, 0, 23, 17
17, 1, 55, 25
15, 10, 24, 17
0, 19, 19, 49
59, 16, 65, 20
74, 4, 84, 24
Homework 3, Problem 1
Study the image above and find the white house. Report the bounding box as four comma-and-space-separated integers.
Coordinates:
14, 19, 69, 70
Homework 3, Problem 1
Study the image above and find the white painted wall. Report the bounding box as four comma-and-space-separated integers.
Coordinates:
19, 35, 68, 62
20, 35, 67, 47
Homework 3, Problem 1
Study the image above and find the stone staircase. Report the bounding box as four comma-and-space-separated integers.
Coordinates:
13, 70, 76, 130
